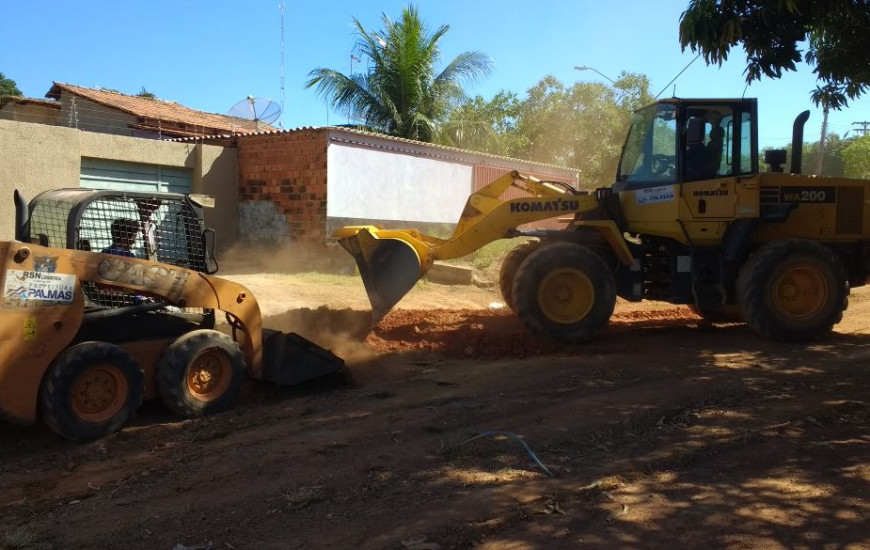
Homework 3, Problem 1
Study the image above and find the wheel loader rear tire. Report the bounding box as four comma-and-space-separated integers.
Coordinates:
157, 329, 246, 417
736, 239, 848, 341
40, 342, 143, 442
499, 239, 541, 312
512, 242, 616, 343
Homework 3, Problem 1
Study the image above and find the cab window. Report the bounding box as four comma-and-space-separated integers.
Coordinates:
740, 111, 753, 174
682, 106, 735, 182
618, 104, 677, 185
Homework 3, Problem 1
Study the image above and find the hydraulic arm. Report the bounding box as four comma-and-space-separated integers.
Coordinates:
333, 171, 599, 321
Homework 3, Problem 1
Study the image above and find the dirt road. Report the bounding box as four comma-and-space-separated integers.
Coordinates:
2, 275, 870, 549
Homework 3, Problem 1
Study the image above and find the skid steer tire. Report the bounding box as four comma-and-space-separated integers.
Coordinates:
736, 239, 848, 341
512, 242, 616, 343
40, 342, 143, 442
157, 329, 246, 417
499, 239, 541, 312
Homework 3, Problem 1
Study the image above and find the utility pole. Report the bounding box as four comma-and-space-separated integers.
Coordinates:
853, 121, 870, 136
279, 2, 286, 128
815, 105, 829, 176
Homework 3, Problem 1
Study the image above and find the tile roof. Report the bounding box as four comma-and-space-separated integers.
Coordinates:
46, 82, 274, 135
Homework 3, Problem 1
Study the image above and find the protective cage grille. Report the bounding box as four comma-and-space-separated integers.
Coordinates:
28, 190, 208, 308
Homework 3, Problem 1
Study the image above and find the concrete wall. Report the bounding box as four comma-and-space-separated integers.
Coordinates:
0, 102, 61, 125
0, 119, 238, 246
324, 129, 580, 233
327, 142, 473, 223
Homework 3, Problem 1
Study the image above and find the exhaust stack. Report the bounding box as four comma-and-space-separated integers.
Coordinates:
791, 110, 810, 174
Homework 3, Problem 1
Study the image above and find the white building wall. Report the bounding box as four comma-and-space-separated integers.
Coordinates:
326, 143, 473, 224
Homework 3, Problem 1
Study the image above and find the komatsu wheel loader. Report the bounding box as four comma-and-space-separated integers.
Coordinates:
1, 189, 343, 441
335, 98, 866, 343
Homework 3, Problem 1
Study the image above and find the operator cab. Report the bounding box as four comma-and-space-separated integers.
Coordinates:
614, 98, 758, 191
12, 188, 220, 342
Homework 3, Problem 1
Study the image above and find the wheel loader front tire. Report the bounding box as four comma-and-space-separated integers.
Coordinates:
736, 239, 848, 341
512, 242, 616, 343
499, 239, 541, 312
40, 342, 144, 442
157, 330, 246, 417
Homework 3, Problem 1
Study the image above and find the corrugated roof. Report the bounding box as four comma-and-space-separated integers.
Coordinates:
170, 125, 579, 175
46, 82, 273, 134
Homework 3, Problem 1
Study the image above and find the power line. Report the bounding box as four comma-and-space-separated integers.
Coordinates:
653, 54, 701, 100
852, 121, 870, 136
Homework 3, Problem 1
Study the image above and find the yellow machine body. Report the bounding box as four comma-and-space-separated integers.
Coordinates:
334, 97, 870, 344
1, 188, 343, 437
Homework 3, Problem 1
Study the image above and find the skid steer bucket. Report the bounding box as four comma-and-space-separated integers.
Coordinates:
336, 226, 432, 323
261, 329, 345, 385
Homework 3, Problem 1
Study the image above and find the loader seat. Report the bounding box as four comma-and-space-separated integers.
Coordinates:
706, 126, 725, 176
684, 117, 708, 181
31, 234, 50, 246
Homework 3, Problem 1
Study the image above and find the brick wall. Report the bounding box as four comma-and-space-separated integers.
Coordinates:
237, 129, 329, 245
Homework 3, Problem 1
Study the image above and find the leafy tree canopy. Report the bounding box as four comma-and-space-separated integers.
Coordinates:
679, 0, 870, 109
451, 73, 652, 186
516, 73, 652, 186
441, 91, 525, 155
0, 72, 22, 100
761, 133, 856, 177
306, 4, 492, 142
842, 135, 870, 179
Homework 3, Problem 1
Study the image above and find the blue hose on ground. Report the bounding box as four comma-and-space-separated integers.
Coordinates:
459, 431, 555, 477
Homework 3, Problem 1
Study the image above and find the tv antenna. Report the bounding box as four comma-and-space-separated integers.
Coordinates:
279, 2, 286, 128
228, 96, 282, 131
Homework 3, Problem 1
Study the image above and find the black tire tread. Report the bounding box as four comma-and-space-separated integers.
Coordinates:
40, 342, 143, 442
736, 239, 847, 341
157, 329, 245, 418
512, 241, 616, 343
498, 240, 541, 312
689, 304, 743, 323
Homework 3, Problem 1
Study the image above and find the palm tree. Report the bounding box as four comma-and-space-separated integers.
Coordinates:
305, 5, 492, 142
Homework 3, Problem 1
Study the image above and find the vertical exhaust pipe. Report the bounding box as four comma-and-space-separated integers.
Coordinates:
791, 110, 810, 174
14, 189, 29, 242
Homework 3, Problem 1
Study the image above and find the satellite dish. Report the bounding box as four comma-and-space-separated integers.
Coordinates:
228, 96, 282, 131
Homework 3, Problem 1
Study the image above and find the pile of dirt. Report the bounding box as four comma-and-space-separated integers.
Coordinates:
364, 306, 703, 359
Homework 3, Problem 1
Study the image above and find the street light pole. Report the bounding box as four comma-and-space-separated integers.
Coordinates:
574, 65, 617, 85
574, 65, 636, 104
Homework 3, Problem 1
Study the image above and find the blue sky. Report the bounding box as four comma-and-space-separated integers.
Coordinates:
3, 0, 868, 149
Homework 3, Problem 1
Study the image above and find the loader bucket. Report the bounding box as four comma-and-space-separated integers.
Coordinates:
260, 329, 345, 385
338, 227, 425, 323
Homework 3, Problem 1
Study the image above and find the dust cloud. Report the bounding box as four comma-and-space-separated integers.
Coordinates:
262, 306, 376, 364
218, 242, 355, 275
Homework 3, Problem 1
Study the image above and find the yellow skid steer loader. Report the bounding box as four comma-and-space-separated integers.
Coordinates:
1, 189, 343, 441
